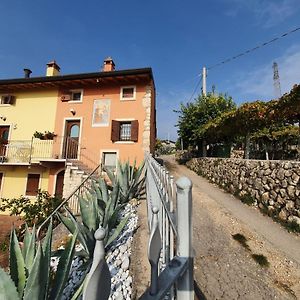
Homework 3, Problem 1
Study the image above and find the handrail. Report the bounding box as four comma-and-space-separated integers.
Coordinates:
36, 163, 102, 239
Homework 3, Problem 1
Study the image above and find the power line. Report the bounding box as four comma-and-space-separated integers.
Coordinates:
185, 26, 300, 103
207, 26, 300, 70
187, 74, 202, 102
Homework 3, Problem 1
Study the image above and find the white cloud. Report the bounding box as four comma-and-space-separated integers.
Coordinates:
223, 0, 299, 27
234, 44, 300, 100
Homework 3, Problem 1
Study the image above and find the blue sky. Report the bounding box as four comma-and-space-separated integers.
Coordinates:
0, 0, 300, 141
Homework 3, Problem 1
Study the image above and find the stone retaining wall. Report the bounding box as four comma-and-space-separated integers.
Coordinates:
187, 158, 300, 227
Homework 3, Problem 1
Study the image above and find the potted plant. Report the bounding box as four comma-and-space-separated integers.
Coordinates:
33, 131, 57, 140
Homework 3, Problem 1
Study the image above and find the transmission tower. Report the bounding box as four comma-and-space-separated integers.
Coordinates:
273, 62, 282, 98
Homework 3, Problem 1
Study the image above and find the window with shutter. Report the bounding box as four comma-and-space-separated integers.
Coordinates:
26, 174, 40, 196
111, 120, 139, 142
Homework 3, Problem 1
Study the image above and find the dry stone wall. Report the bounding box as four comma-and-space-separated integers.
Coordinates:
187, 158, 300, 227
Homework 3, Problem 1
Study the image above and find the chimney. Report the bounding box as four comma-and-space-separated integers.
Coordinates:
23, 68, 32, 78
46, 60, 60, 76
103, 57, 115, 72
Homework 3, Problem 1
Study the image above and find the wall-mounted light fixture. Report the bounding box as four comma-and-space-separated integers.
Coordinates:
70, 108, 76, 116
0, 115, 6, 121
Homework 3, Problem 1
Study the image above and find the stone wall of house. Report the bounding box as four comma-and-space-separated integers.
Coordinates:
187, 158, 300, 226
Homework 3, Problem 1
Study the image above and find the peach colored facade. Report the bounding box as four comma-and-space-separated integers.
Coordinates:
54, 81, 154, 164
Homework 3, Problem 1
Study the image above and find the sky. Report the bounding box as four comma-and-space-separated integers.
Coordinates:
0, 0, 300, 141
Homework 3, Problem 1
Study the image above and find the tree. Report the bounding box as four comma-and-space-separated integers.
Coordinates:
175, 92, 236, 155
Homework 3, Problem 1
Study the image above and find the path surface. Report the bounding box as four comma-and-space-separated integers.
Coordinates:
162, 155, 300, 300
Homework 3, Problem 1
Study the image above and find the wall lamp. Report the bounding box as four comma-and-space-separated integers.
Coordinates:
70, 108, 76, 116
0, 115, 6, 121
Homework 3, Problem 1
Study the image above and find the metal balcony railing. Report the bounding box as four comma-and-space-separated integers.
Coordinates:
0, 136, 100, 171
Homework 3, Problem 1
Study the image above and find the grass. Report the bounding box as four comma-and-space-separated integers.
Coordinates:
232, 233, 250, 250
251, 254, 270, 267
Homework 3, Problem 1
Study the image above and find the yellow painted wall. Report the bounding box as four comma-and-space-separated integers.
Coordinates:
0, 89, 58, 140
0, 166, 49, 215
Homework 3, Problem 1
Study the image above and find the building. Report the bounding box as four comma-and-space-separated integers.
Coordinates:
0, 58, 156, 207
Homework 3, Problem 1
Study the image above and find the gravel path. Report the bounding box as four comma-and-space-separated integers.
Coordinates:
162, 155, 300, 300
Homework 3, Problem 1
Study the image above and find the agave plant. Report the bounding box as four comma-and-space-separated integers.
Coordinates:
0, 222, 78, 300
58, 177, 130, 261
105, 160, 146, 204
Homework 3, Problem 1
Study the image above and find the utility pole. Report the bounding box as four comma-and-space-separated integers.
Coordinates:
202, 67, 207, 96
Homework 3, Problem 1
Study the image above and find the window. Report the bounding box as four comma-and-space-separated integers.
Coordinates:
71, 90, 82, 101
1, 95, 15, 105
102, 152, 117, 171
120, 86, 136, 100
111, 120, 139, 142
60, 90, 83, 102
26, 174, 40, 196
120, 122, 131, 141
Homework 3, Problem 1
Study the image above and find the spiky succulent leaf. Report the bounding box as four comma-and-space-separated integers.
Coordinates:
42, 220, 52, 297
0, 268, 20, 300
104, 166, 116, 185
98, 178, 109, 203
23, 243, 45, 300
79, 195, 98, 231
57, 211, 90, 256
9, 228, 26, 298
24, 224, 36, 273
105, 215, 130, 248
22, 224, 31, 259
108, 204, 126, 230
50, 231, 78, 300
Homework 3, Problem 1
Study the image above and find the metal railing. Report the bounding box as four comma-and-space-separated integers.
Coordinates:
0, 136, 99, 171
140, 154, 194, 299
37, 163, 101, 238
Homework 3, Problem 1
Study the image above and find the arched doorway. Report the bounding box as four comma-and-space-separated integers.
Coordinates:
55, 170, 65, 198
63, 120, 80, 159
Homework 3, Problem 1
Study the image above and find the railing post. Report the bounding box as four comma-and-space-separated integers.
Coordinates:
83, 227, 111, 300
176, 177, 194, 300
148, 206, 161, 296
29, 136, 34, 164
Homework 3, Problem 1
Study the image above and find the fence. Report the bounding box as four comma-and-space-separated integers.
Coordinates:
140, 154, 194, 299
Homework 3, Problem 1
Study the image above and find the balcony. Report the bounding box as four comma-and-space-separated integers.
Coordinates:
0, 137, 99, 171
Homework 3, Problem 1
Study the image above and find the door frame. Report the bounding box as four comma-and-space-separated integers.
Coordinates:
53, 168, 65, 198
60, 117, 83, 159
0, 125, 11, 157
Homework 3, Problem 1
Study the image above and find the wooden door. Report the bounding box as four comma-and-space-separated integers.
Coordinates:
64, 121, 80, 159
0, 126, 9, 157
55, 170, 65, 198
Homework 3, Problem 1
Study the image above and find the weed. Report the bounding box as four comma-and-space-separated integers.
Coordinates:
251, 254, 269, 267
284, 220, 300, 233
240, 194, 255, 205
232, 233, 250, 250
0, 241, 8, 252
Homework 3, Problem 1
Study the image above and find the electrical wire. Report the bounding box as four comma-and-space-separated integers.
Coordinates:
185, 26, 300, 103
207, 26, 300, 70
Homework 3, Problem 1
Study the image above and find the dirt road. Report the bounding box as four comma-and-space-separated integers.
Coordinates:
162, 155, 300, 300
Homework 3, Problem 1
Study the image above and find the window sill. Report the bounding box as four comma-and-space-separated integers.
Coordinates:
0, 104, 12, 107
120, 98, 136, 101
67, 100, 83, 103
114, 141, 135, 144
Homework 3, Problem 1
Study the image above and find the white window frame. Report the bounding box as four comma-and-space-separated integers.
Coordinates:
0, 95, 14, 106
101, 150, 118, 172
120, 86, 136, 101
68, 89, 83, 103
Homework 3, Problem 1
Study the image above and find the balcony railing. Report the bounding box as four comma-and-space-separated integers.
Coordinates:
0, 137, 100, 171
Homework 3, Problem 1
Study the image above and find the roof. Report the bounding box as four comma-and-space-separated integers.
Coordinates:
0, 68, 154, 92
